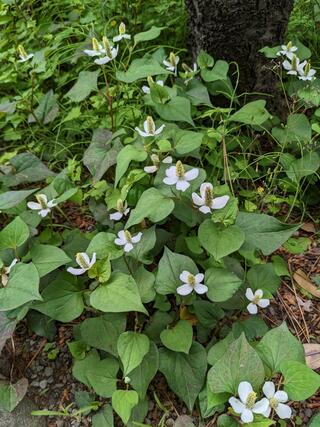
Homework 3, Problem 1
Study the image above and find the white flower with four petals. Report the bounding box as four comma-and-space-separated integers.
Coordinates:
144, 154, 172, 174
67, 252, 96, 276
109, 199, 130, 221
83, 37, 105, 57
142, 80, 164, 94
262, 381, 292, 419
245, 288, 270, 314
177, 271, 208, 296
229, 381, 269, 424
282, 54, 306, 76
114, 230, 142, 253
163, 160, 199, 192
163, 52, 180, 75
27, 194, 57, 218
277, 42, 298, 60
17, 45, 34, 62
135, 116, 165, 137
94, 37, 118, 65
113, 22, 131, 42
192, 183, 230, 214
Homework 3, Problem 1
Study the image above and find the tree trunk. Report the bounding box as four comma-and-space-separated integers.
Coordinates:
185, 0, 294, 95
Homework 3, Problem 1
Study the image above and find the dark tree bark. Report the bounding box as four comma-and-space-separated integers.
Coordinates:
185, 0, 294, 95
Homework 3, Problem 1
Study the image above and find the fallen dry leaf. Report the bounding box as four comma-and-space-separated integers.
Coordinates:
293, 269, 320, 298
301, 222, 317, 233
304, 344, 320, 370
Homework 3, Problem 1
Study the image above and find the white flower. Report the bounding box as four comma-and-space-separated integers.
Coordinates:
144, 154, 172, 174
163, 52, 180, 75
67, 252, 96, 276
135, 116, 165, 137
282, 55, 306, 76
83, 37, 105, 57
1, 258, 18, 287
192, 183, 230, 214
27, 194, 57, 218
262, 382, 292, 420
114, 230, 142, 253
110, 199, 130, 221
298, 61, 316, 81
113, 22, 131, 42
163, 160, 199, 192
177, 271, 208, 296
277, 41, 298, 60
181, 62, 198, 84
245, 288, 270, 314
142, 80, 164, 94
94, 37, 118, 65
229, 381, 269, 424
17, 45, 34, 63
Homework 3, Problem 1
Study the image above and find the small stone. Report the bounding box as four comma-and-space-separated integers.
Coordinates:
305, 409, 313, 418
166, 418, 175, 426
39, 380, 47, 390
30, 381, 39, 387
44, 367, 53, 377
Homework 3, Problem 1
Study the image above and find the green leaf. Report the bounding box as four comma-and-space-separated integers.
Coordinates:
79, 313, 126, 356
285, 152, 320, 183
217, 414, 238, 427
256, 323, 305, 374
201, 60, 229, 82
90, 272, 148, 315
86, 232, 123, 260
0, 378, 28, 412
309, 413, 320, 427
0, 189, 38, 210
30, 244, 71, 277
205, 267, 242, 302
198, 220, 245, 260
207, 334, 265, 394
33, 275, 84, 322
207, 333, 234, 366
280, 360, 320, 401
155, 247, 198, 295
154, 97, 194, 126
126, 188, 174, 228
92, 405, 114, 427
134, 266, 156, 304
72, 350, 119, 398
283, 237, 311, 254
127, 226, 156, 264
272, 114, 311, 146
134, 26, 164, 44
247, 264, 280, 295
65, 70, 100, 102
185, 79, 212, 107
112, 390, 139, 425
0, 263, 41, 311
130, 341, 159, 398
117, 332, 150, 376
159, 342, 207, 411
116, 55, 170, 83
28, 90, 59, 124
160, 320, 193, 354
232, 317, 269, 340
115, 145, 148, 186
173, 129, 203, 156
236, 212, 300, 255
229, 100, 271, 126
0, 217, 29, 250
83, 130, 123, 183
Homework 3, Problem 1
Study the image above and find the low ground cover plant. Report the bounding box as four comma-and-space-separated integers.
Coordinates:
0, 1, 320, 426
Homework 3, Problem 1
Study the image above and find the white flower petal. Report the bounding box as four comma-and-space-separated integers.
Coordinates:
89, 253, 97, 268
195, 273, 204, 283
238, 382, 253, 404
255, 289, 263, 298
253, 398, 269, 414
114, 238, 125, 246
199, 206, 211, 214
180, 271, 190, 282
163, 176, 179, 186
263, 381, 275, 399
132, 232, 142, 243
67, 267, 86, 276
262, 407, 272, 418
124, 242, 134, 252
39, 209, 50, 217
144, 165, 158, 174
212, 195, 230, 210
247, 303, 258, 314
241, 409, 254, 424
154, 124, 165, 135
135, 127, 149, 137
165, 166, 177, 178
229, 397, 245, 414
177, 284, 193, 296
78, 252, 91, 267
245, 288, 254, 301
276, 403, 292, 419
27, 202, 41, 210
83, 49, 102, 57
118, 230, 126, 241
200, 182, 213, 199
282, 60, 292, 71
274, 390, 288, 403
113, 35, 122, 42
192, 192, 204, 207
162, 156, 173, 164
258, 298, 270, 308
142, 86, 150, 94
110, 211, 123, 221
184, 168, 199, 181
194, 283, 208, 294
176, 179, 190, 192
8, 258, 18, 272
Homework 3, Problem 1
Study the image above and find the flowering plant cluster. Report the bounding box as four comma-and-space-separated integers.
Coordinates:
0, 12, 320, 427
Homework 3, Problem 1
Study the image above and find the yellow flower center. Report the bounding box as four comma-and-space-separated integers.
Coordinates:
102, 36, 112, 58
269, 397, 279, 409
76, 253, 90, 269
291, 55, 297, 70
257, 186, 264, 194
18, 44, 27, 58
287, 41, 293, 50
187, 274, 195, 286
204, 186, 213, 207
116, 199, 124, 212
147, 75, 154, 87
304, 61, 311, 76
175, 161, 185, 178
92, 38, 100, 52
36, 194, 48, 209
169, 52, 176, 67
246, 391, 257, 409
252, 295, 262, 304
146, 116, 155, 134
119, 22, 126, 35
151, 154, 160, 167
124, 230, 132, 242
